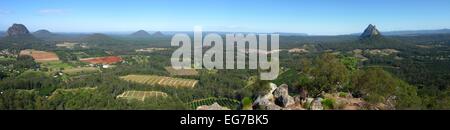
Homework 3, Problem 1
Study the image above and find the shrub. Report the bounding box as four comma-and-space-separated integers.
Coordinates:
241, 97, 253, 110
338, 92, 348, 98
321, 98, 336, 110
303, 101, 311, 110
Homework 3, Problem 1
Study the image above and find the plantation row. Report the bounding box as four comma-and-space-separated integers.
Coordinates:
120, 75, 198, 88
188, 97, 241, 110
165, 67, 199, 76
116, 91, 168, 101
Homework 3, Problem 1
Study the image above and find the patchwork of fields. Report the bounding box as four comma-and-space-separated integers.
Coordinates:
120, 75, 198, 88
116, 91, 168, 101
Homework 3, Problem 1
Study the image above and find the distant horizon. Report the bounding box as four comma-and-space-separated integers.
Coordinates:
1, 0, 450, 35
1, 23, 449, 36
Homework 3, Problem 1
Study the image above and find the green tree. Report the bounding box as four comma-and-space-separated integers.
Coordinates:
351, 68, 422, 109
309, 53, 350, 95
351, 68, 396, 103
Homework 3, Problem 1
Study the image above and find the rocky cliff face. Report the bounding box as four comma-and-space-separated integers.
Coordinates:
6, 24, 31, 37
360, 24, 381, 39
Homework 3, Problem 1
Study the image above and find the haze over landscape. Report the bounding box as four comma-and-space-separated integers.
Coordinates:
1, 0, 450, 111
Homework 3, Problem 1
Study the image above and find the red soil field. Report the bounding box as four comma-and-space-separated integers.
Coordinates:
80, 56, 122, 64
19, 50, 60, 62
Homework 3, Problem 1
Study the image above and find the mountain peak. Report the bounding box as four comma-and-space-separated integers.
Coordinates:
33, 29, 54, 38
360, 24, 381, 39
34, 29, 51, 34
6, 23, 31, 37
152, 31, 164, 37
131, 30, 151, 37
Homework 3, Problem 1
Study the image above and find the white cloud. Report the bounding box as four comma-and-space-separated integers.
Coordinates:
38, 9, 65, 15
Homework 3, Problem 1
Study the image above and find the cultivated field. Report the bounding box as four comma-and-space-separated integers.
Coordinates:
116, 91, 168, 101
188, 97, 240, 110
80, 56, 122, 64
19, 49, 60, 62
120, 75, 198, 88
56, 42, 79, 49
165, 67, 199, 76
62, 67, 100, 75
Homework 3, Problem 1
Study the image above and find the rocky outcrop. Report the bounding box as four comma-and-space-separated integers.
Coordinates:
273, 84, 295, 107
360, 24, 381, 39
6, 24, 31, 37
253, 83, 302, 110
197, 102, 230, 110
249, 83, 385, 110
253, 83, 277, 109
310, 98, 323, 110
263, 103, 283, 110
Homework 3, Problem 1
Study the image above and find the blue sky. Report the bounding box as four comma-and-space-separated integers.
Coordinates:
1, 0, 450, 35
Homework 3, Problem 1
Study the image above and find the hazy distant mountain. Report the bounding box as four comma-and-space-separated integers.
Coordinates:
83, 33, 113, 41
275, 32, 308, 36
0, 24, 48, 49
80, 33, 129, 46
131, 30, 151, 37
152, 31, 164, 37
352, 27, 450, 36
6, 23, 32, 37
360, 24, 381, 39
33, 29, 55, 38
382, 29, 450, 36
0, 31, 5, 37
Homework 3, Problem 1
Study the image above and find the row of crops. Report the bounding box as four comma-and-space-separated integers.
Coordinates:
120, 75, 198, 88
188, 97, 241, 110
164, 67, 199, 76
116, 91, 168, 101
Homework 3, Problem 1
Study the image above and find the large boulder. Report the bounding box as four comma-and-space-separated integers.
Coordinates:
294, 95, 302, 104
263, 103, 283, 110
273, 84, 295, 107
267, 83, 278, 94
273, 84, 289, 98
253, 83, 278, 109
276, 94, 295, 107
310, 99, 323, 110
